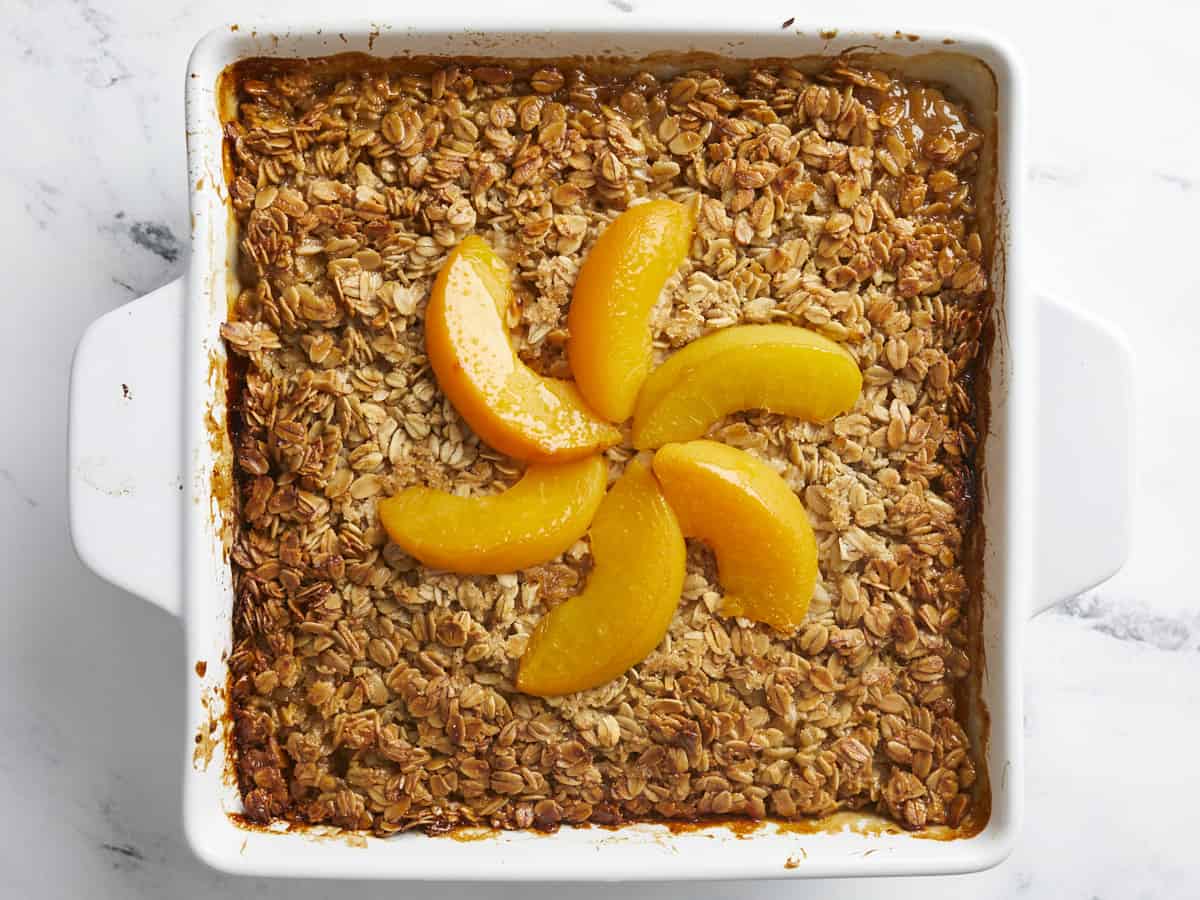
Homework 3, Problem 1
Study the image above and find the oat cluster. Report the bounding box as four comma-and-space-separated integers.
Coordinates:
222, 57, 990, 835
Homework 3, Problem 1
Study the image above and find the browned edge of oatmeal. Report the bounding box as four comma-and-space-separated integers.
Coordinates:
215, 50, 997, 842
192, 62, 253, 787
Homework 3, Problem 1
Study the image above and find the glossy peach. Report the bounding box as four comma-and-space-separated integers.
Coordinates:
426, 236, 620, 462
566, 199, 695, 422
378, 456, 607, 575
516, 460, 685, 697
652, 440, 817, 631
632, 324, 862, 449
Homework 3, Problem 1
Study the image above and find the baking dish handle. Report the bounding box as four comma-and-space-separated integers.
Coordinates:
1033, 294, 1133, 616
69, 278, 184, 617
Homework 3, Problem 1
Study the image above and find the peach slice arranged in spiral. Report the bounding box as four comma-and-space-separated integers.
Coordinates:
426, 235, 620, 462
567, 199, 695, 422
632, 324, 862, 449
378, 456, 607, 575
516, 459, 685, 697
652, 440, 817, 631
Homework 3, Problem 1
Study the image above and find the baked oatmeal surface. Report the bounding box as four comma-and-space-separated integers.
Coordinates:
222, 57, 990, 835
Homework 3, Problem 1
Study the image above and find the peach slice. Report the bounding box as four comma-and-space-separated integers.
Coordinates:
567, 199, 696, 422
378, 456, 607, 575
632, 324, 862, 449
652, 440, 817, 631
426, 235, 621, 462
516, 459, 685, 697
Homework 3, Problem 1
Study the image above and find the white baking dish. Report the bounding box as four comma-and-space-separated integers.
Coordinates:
67, 16, 1132, 880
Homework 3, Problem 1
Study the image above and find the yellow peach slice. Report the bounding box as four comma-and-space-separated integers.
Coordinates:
632, 324, 862, 449
516, 459, 685, 697
426, 236, 620, 462
378, 456, 607, 575
652, 440, 817, 631
567, 199, 695, 422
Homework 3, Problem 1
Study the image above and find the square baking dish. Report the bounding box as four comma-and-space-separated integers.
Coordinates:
67, 15, 1132, 880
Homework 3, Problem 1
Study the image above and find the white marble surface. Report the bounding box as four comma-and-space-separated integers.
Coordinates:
3, 0, 1198, 896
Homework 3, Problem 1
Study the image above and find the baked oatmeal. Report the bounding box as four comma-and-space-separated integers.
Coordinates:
221, 56, 991, 835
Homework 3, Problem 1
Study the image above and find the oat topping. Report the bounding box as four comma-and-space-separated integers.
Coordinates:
222, 57, 989, 835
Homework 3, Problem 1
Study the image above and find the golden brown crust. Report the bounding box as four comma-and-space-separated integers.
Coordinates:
222, 57, 990, 836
